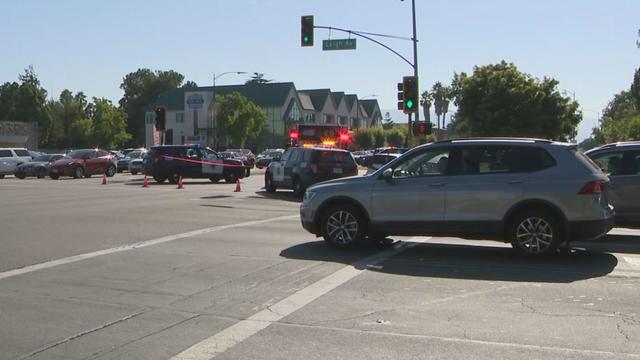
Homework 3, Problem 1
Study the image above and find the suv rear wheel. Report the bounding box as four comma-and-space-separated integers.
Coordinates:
265, 172, 276, 193
168, 171, 180, 184
509, 209, 562, 257
153, 175, 166, 183
322, 205, 366, 249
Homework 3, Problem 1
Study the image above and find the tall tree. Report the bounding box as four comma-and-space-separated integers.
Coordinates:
88, 98, 131, 149
451, 61, 581, 141
45, 90, 89, 148
420, 91, 432, 124
182, 81, 199, 90
382, 111, 394, 130
245, 73, 272, 85
215, 92, 267, 147
119, 69, 185, 146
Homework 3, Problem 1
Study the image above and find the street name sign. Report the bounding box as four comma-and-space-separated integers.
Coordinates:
322, 38, 356, 51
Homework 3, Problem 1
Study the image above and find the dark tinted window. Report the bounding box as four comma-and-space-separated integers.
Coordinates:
97, 150, 109, 157
311, 150, 355, 165
15, 149, 30, 157
34, 154, 54, 162
0, 150, 12, 157
450, 146, 555, 175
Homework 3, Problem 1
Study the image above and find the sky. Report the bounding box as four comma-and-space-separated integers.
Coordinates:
1, 0, 638, 141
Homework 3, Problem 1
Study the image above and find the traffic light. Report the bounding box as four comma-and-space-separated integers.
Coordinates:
301, 16, 314, 47
397, 82, 404, 110
412, 121, 433, 135
154, 106, 166, 131
402, 76, 418, 114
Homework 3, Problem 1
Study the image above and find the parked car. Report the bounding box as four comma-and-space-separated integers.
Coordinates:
359, 147, 408, 167
364, 153, 401, 175
300, 138, 615, 257
143, 145, 246, 184
255, 149, 285, 169
0, 148, 33, 178
226, 148, 255, 168
585, 141, 640, 226
129, 157, 145, 175
15, 154, 65, 179
221, 151, 251, 177
49, 149, 117, 179
118, 150, 146, 173
265, 147, 358, 197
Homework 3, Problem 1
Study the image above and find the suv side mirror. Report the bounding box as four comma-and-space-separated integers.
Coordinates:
380, 168, 394, 181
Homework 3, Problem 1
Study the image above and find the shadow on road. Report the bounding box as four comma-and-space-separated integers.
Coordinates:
574, 232, 640, 254
249, 190, 301, 203
280, 240, 618, 283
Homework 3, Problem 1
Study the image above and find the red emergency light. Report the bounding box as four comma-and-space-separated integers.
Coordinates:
339, 130, 350, 142
290, 130, 299, 139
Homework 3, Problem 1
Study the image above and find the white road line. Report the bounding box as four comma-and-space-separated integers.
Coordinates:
0, 214, 298, 281
170, 237, 431, 360
623, 255, 640, 268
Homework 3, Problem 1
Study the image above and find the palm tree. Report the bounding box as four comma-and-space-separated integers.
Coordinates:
431, 82, 444, 129
420, 91, 432, 126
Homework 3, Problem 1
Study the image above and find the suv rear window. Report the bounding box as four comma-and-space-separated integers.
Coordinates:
311, 150, 355, 165
450, 146, 556, 175
0, 150, 12, 157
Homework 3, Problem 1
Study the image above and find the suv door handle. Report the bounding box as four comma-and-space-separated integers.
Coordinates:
506, 180, 522, 184
429, 182, 446, 187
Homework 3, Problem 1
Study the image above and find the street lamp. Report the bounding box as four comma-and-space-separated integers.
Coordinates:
582, 108, 601, 128
212, 71, 246, 148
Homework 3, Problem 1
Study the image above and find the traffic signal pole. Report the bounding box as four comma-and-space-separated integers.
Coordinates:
410, 0, 419, 144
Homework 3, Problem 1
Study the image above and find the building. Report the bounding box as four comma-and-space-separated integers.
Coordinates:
145, 82, 381, 149
0, 121, 38, 149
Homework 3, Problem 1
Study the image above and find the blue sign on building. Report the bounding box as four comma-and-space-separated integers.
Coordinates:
187, 94, 205, 109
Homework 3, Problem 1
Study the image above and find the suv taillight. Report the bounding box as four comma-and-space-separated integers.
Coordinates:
578, 180, 603, 194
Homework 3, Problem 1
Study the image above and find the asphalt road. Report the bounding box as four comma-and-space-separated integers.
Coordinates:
1, 171, 640, 360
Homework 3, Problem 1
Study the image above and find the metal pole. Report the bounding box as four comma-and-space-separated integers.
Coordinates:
411, 0, 419, 123
212, 73, 216, 148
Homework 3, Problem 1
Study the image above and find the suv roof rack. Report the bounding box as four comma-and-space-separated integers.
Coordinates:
434, 137, 553, 144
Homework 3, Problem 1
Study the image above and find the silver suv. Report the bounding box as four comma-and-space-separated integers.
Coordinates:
585, 141, 640, 226
300, 138, 615, 257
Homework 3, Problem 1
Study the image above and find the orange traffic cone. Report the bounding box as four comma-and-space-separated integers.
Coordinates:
101, 172, 108, 185
176, 176, 184, 189
142, 175, 149, 188
234, 178, 241, 192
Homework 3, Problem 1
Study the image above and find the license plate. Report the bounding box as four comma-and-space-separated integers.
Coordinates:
333, 168, 343, 174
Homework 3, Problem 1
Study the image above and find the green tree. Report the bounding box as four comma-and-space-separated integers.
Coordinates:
88, 98, 131, 149
119, 69, 185, 146
420, 91, 432, 124
45, 90, 89, 148
430, 82, 453, 129
382, 112, 394, 130
215, 92, 267, 147
69, 117, 93, 148
0, 66, 49, 146
385, 128, 405, 147
451, 61, 581, 141
245, 73, 272, 85
182, 81, 199, 90
353, 129, 374, 149
372, 127, 386, 148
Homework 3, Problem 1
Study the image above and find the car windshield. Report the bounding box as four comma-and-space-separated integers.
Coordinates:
66, 150, 93, 159
128, 151, 144, 159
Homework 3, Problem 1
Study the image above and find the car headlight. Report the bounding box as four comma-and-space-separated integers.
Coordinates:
303, 190, 317, 203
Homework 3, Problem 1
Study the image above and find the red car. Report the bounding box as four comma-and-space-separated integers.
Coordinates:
49, 149, 117, 179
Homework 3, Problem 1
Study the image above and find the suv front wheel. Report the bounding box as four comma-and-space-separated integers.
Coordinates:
322, 205, 366, 249
509, 209, 562, 257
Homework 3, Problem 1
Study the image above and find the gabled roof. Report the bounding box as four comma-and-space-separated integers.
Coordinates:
149, 82, 297, 111
360, 99, 381, 117
298, 89, 333, 111
331, 92, 345, 108
298, 92, 315, 111
345, 95, 358, 112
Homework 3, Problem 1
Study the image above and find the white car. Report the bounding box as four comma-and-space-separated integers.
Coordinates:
0, 148, 32, 178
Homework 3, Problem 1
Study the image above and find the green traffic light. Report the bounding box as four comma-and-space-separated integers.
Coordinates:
303, 35, 309, 43
406, 99, 414, 109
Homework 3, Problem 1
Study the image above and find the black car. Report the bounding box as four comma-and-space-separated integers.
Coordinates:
143, 145, 246, 184
264, 147, 358, 196
255, 149, 285, 169
15, 154, 65, 179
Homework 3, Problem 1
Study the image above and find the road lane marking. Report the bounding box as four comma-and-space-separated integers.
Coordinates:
170, 237, 431, 360
623, 256, 640, 268
0, 215, 298, 281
